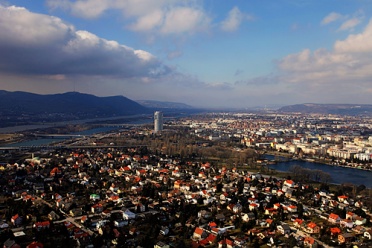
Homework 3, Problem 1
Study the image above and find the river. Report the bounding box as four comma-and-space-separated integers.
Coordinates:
0, 114, 152, 134
1, 115, 156, 147
4, 126, 121, 147
264, 155, 372, 188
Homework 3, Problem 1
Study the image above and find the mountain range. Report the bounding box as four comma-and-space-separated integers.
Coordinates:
0, 90, 200, 128
0, 90, 149, 116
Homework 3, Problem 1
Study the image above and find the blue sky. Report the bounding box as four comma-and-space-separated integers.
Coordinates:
0, 0, 372, 108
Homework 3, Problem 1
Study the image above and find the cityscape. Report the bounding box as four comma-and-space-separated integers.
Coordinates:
1, 1, 372, 248
0, 110, 372, 247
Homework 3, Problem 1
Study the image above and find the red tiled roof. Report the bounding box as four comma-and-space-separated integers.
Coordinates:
329, 213, 340, 220
194, 227, 204, 235
294, 218, 303, 225
209, 222, 217, 227
206, 233, 216, 242
304, 236, 315, 244
307, 222, 317, 229
27, 241, 44, 248
330, 227, 341, 234
34, 221, 50, 227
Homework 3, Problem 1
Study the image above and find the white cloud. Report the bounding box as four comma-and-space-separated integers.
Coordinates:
276, 18, 372, 102
161, 7, 210, 34
220, 6, 253, 32
338, 17, 361, 31
47, 0, 212, 35
0, 5, 170, 78
321, 12, 343, 25
321, 11, 363, 31
128, 9, 163, 32
0, 6, 74, 46
221, 7, 243, 32
334, 19, 372, 53
47, 0, 110, 19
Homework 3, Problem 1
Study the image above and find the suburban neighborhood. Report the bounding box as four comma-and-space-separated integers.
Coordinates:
0, 112, 371, 247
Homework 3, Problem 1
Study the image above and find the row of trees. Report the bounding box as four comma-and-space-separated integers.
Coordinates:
289, 165, 332, 183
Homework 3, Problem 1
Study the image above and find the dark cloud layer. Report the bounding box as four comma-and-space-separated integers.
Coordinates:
0, 6, 171, 78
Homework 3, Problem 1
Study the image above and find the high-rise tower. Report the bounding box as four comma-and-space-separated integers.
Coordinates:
154, 111, 163, 133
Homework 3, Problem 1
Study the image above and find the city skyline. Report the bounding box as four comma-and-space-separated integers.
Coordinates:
0, 1, 372, 108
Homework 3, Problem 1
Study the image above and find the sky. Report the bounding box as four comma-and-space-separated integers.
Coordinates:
0, 0, 372, 108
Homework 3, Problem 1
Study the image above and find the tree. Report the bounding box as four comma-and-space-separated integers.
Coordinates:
297, 203, 304, 218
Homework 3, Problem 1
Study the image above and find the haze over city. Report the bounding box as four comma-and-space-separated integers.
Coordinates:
0, 0, 372, 108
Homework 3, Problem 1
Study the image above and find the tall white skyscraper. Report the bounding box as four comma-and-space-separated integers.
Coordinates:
154, 111, 163, 133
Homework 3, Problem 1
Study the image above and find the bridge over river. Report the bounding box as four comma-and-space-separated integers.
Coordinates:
32, 134, 89, 139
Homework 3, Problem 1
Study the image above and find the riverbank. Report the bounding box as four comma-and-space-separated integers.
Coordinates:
262, 150, 372, 172
262, 155, 372, 188
0, 124, 93, 146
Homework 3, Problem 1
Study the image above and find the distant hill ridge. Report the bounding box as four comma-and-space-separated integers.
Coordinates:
136, 100, 194, 109
278, 103, 372, 115
0, 90, 149, 118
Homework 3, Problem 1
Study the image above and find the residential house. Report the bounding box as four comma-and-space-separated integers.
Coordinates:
330, 227, 341, 237
306, 222, 320, 234
293, 218, 304, 228
232, 203, 243, 214
123, 209, 136, 220
160, 226, 169, 236
277, 224, 291, 235
226, 238, 235, 248
337, 195, 348, 203
3, 239, 21, 248
91, 204, 103, 213
338, 233, 355, 244
11, 214, 22, 226
208, 222, 218, 229
218, 238, 234, 248
114, 219, 128, 227
70, 208, 83, 217
154, 241, 170, 248
340, 218, 354, 229
193, 227, 207, 240
80, 216, 88, 225
136, 203, 146, 212
128, 227, 138, 236
26, 241, 44, 248
328, 213, 340, 224
198, 210, 212, 219
199, 233, 217, 246
249, 203, 259, 211
287, 205, 297, 213
285, 188, 294, 198
303, 237, 318, 248
241, 212, 256, 222
354, 216, 367, 226
33, 221, 50, 231
352, 225, 365, 234
215, 213, 226, 222
284, 179, 295, 188
48, 211, 60, 221
89, 194, 100, 201
364, 229, 372, 240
